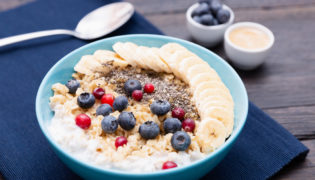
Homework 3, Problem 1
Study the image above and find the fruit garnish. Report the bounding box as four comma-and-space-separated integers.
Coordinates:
139, 121, 160, 140
113, 95, 128, 112
144, 83, 155, 93
101, 94, 115, 107
124, 79, 142, 96
162, 161, 177, 170
171, 107, 185, 120
163, 118, 182, 134
93, 87, 105, 99
96, 104, 112, 116
101, 115, 118, 133
171, 131, 191, 151
182, 118, 195, 132
115, 136, 128, 149
150, 100, 171, 116
77, 92, 95, 109
118, 112, 136, 131
132, 90, 143, 101
75, 114, 91, 129
66, 79, 80, 94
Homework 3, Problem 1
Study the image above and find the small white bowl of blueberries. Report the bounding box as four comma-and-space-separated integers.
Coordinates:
186, 0, 234, 47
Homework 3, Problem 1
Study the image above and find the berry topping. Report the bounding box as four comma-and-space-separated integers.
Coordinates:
124, 79, 142, 96
132, 90, 143, 101
77, 92, 95, 109
171, 131, 191, 151
115, 136, 128, 149
150, 100, 171, 116
200, 14, 215, 26
192, 2, 209, 17
162, 161, 178, 170
118, 112, 136, 131
193, 16, 202, 24
93, 87, 105, 99
139, 121, 160, 140
101, 94, 115, 107
101, 115, 118, 134
210, 0, 222, 14
182, 119, 195, 132
75, 114, 91, 129
163, 118, 182, 134
66, 79, 80, 94
113, 96, 128, 112
96, 104, 113, 116
216, 8, 230, 24
144, 83, 155, 93
172, 107, 185, 120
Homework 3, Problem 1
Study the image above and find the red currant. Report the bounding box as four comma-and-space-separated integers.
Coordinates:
172, 107, 185, 120
75, 114, 91, 129
93, 87, 105, 99
115, 136, 128, 148
132, 90, 143, 101
144, 83, 154, 93
162, 161, 177, 170
182, 118, 195, 132
101, 94, 115, 107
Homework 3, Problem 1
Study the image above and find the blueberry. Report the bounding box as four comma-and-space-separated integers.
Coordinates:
200, 14, 215, 26
150, 100, 171, 116
66, 79, 80, 94
210, 0, 222, 14
216, 8, 230, 24
171, 131, 191, 151
77, 92, 95, 109
213, 18, 219, 25
101, 115, 118, 133
96, 104, 112, 116
198, 0, 211, 4
113, 96, 128, 112
139, 121, 160, 139
192, 2, 210, 17
193, 16, 202, 24
124, 79, 142, 96
118, 112, 136, 131
163, 118, 182, 134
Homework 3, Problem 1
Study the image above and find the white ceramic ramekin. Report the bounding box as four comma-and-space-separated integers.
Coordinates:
224, 22, 275, 70
186, 3, 234, 47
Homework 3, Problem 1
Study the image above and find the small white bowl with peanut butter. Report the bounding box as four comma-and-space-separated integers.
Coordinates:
224, 22, 274, 70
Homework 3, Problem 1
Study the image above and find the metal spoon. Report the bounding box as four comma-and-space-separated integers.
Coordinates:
0, 2, 134, 47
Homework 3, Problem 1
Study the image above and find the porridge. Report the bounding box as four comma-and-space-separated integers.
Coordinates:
49, 42, 234, 172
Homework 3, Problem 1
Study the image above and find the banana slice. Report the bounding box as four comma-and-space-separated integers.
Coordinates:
199, 106, 234, 136
135, 46, 150, 69
194, 88, 233, 104
196, 118, 227, 153
123, 42, 148, 69
189, 72, 221, 90
197, 95, 234, 110
193, 80, 228, 99
74, 55, 110, 75
178, 56, 206, 83
167, 50, 196, 79
113, 42, 138, 67
139, 46, 162, 72
160, 43, 188, 55
150, 48, 172, 73
199, 100, 233, 113
93, 50, 128, 68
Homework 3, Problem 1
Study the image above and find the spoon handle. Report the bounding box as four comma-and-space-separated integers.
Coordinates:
0, 29, 76, 47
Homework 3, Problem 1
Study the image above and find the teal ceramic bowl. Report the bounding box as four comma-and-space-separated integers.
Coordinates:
36, 34, 248, 180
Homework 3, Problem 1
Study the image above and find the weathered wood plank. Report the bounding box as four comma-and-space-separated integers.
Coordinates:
264, 105, 315, 139
126, 0, 315, 15
145, 5, 315, 109
273, 139, 315, 179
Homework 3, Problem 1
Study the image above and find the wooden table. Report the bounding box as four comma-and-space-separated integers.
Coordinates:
1, 0, 314, 179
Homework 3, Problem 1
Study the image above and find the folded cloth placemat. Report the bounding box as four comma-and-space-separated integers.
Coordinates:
0, 0, 308, 179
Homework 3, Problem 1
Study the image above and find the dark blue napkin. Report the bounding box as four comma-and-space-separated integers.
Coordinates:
0, 0, 308, 179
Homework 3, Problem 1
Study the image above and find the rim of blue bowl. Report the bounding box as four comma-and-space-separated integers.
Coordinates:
36, 34, 248, 177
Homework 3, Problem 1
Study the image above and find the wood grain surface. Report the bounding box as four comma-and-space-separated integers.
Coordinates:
1, 0, 314, 179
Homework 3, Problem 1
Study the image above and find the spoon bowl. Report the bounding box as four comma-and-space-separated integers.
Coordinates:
0, 2, 134, 47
